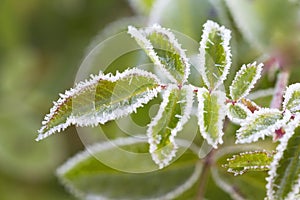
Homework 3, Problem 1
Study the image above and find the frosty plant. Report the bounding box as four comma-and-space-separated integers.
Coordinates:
37, 20, 300, 200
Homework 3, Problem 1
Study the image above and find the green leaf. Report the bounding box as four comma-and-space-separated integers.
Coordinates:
57, 137, 201, 200
128, 25, 190, 84
283, 83, 300, 114
229, 62, 263, 101
197, 88, 226, 148
227, 102, 251, 124
223, 150, 273, 176
147, 85, 193, 168
37, 68, 161, 141
128, 0, 155, 15
266, 117, 300, 200
236, 109, 291, 144
214, 146, 271, 200
199, 20, 232, 90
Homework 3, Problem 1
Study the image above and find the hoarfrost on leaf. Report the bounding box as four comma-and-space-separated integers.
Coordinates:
37, 68, 161, 141
197, 88, 227, 148
236, 108, 291, 144
227, 103, 252, 125
198, 20, 232, 90
229, 62, 263, 101
147, 85, 193, 168
223, 150, 273, 176
128, 24, 190, 84
283, 83, 300, 113
266, 115, 300, 200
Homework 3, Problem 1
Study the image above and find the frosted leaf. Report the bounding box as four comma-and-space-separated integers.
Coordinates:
227, 103, 252, 125
266, 115, 300, 200
230, 62, 263, 101
197, 88, 227, 148
198, 20, 232, 90
37, 68, 161, 141
236, 108, 291, 144
223, 150, 273, 176
147, 85, 194, 168
283, 83, 300, 113
128, 24, 190, 84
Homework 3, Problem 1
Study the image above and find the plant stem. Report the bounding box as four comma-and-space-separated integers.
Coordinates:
270, 70, 290, 109
196, 149, 215, 200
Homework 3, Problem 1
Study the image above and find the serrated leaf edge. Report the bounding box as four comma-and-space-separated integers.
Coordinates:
128, 24, 190, 84
282, 83, 300, 113
147, 85, 194, 168
197, 88, 227, 148
226, 102, 252, 125
266, 115, 300, 200
199, 20, 232, 90
37, 68, 161, 141
144, 24, 191, 84
229, 62, 263, 100
236, 108, 292, 144
224, 150, 272, 176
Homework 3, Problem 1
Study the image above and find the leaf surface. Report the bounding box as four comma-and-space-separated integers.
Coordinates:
37, 68, 160, 141
266, 117, 300, 200
128, 25, 190, 84
236, 109, 291, 144
223, 150, 273, 176
198, 20, 231, 90
283, 83, 300, 113
197, 88, 226, 148
57, 137, 201, 200
227, 103, 251, 124
230, 62, 263, 101
147, 85, 193, 168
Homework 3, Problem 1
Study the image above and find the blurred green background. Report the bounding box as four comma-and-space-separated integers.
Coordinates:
2, 0, 300, 199
0, 1, 133, 199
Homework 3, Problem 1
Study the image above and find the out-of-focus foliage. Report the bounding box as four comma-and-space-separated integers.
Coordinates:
0, 0, 132, 199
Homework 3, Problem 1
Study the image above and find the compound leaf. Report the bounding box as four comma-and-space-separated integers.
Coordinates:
227, 103, 252, 125
57, 137, 201, 200
236, 109, 291, 144
283, 83, 300, 114
230, 62, 263, 101
199, 20, 232, 90
128, 25, 190, 84
197, 88, 226, 148
223, 150, 273, 176
37, 68, 161, 141
266, 116, 300, 200
147, 85, 193, 168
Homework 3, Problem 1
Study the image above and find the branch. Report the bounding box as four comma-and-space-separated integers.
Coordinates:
270, 70, 290, 109
196, 149, 216, 200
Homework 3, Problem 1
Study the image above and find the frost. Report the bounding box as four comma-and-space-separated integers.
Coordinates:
229, 62, 263, 101
283, 83, 300, 113
37, 68, 161, 141
197, 88, 227, 148
128, 24, 190, 84
227, 103, 252, 124
147, 85, 193, 168
223, 150, 273, 176
236, 108, 291, 144
266, 115, 300, 200
198, 20, 232, 90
